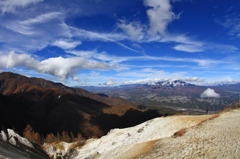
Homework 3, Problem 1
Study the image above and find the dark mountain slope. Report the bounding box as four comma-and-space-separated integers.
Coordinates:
0, 72, 134, 116
0, 72, 162, 143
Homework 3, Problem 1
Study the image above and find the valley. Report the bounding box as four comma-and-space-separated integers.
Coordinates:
1, 72, 240, 159
83, 80, 240, 114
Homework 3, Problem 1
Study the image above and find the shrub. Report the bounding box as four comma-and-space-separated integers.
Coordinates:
173, 128, 187, 138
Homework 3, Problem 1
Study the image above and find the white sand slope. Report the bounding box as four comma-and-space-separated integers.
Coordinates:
138, 109, 240, 159
72, 114, 213, 159
72, 109, 240, 159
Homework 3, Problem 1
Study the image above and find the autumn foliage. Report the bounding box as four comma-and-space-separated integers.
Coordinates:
23, 124, 84, 145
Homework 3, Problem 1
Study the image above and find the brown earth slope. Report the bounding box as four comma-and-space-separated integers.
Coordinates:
0, 72, 161, 143
75, 108, 240, 159
138, 109, 240, 159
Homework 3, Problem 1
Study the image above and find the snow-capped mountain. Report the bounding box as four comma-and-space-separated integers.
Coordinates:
154, 80, 194, 87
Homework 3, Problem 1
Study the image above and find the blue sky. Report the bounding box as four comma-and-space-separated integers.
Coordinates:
0, 0, 240, 86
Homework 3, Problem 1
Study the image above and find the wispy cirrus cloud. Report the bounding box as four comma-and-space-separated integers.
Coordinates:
117, 0, 180, 39
116, 0, 238, 54
0, 11, 70, 52
216, 14, 240, 38
1, 10, 137, 53
0, 0, 43, 13
116, 0, 204, 53
70, 27, 140, 53
68, 50, 225, 68
5, 12, 64, 35
173, 44, 204, 52
52, 39, 82, 50
0, 50, 227, 80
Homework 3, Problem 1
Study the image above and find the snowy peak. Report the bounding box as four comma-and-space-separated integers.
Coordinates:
154, 80, 194, 87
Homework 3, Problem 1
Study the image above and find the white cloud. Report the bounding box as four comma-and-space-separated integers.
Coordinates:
216, 14, 240, 38
144, 0, 180, 36
200, 88, 220, 98
0, 12, 70, 52
38, 56, 111, 79
6, 12, 64, 36
117, 68, 187, 80
72, 76, 80, 83
132, 43, 142, 49
103, 79, 117, 86
181, 77, 205, 84
21, 12, 63, 25
206, 43, 238, 53
117, 20, 145, 41
122, 78, 159, 85
115, 2, 207, 53
52, 39, 81, 49
0, 51, 37, 69
0, 51, 113, 79
173, 44, 204, 53
121, 76, 205, 85
70, 27, 140, 52
67, 50, 127, 65
0, 0, 43, 13
193, 59, 220, 67
69, 52, 225, 69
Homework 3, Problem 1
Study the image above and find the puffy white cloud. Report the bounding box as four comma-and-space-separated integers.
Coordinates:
0, 51, 37, 69
52, 39, 82, 49
0, 0, 43, 13
200, 88, 220, 98
38, 56, 111, 79
0, 51, 112, 79
117, 20, 145, 41
144, 0, 180, 36
72, 76, 80, 83
103, 79, 117, 86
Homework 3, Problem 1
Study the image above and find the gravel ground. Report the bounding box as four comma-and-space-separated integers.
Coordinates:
75, 114, 213, 159
139, 109, 240, 159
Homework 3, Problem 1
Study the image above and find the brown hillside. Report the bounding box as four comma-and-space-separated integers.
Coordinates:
0, 72, 161, 143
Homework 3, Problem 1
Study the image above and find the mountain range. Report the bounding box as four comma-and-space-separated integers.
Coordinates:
83, 80, 240, 113
1, 72, 240, 158
0, 72, 162, 144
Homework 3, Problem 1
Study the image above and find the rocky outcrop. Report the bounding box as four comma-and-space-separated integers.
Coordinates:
0, 129, 49, 159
